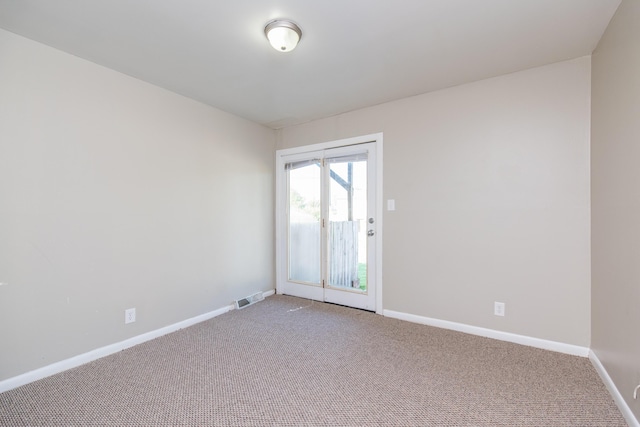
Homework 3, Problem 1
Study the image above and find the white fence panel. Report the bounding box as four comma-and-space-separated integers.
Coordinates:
289, 223, 321, 283
329, 221, 359, 288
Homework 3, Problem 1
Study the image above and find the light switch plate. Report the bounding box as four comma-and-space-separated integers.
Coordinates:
387, 199, 396, 211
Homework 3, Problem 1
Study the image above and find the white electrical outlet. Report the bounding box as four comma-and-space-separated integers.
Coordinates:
125, 308, 136, 324
494, 302, 505, 317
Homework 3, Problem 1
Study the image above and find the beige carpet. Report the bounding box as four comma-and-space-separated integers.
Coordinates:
0, 295, 627, 426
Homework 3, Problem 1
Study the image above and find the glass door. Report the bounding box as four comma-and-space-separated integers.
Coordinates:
281, 143, 376, 311
287, 158, 322, 287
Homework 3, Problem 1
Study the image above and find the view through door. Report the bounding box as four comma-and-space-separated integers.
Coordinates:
280, 142, 377, 311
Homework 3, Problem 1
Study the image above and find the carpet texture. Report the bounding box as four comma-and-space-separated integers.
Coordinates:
0, 295, 627, 426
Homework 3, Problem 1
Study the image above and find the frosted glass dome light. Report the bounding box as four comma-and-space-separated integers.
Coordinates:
264, 19, 302, 52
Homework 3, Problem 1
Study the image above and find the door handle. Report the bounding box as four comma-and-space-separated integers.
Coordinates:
367, 230, 375, 236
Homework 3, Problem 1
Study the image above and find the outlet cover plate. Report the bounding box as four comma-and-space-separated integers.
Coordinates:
494, 302, 505, 317
125, 308, 136, 324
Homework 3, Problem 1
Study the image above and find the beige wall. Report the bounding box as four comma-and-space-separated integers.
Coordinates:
0, 29, 275, 381
592, 0, 640, 420
0, 20, 601, 386
278, 57, 592, 346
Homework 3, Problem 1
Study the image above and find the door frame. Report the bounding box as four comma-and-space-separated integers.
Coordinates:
275, 133, 383, 314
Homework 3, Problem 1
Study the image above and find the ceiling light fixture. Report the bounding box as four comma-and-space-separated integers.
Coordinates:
264, 19, 302, 52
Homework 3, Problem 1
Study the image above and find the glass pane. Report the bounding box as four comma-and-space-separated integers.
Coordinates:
288, 162, 321, 284
327, 157, 367, 291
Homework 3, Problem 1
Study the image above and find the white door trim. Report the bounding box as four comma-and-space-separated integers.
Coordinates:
275, 133, 383, 314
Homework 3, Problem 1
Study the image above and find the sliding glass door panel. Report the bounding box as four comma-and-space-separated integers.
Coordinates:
287, 160, 321, 285
279, 143, 377, 311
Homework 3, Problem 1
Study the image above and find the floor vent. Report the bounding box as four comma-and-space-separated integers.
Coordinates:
235, 292, 265, 310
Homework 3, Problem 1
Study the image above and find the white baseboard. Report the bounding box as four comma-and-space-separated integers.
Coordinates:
382, 309, 590, 357
0, 289, 275, 394
263, 289, 276, 298
590, 350, 639, 427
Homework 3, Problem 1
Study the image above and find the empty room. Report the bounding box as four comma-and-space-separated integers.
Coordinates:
0, 0, 638, 425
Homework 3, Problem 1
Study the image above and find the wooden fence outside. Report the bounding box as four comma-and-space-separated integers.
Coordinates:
289, 221, 360, 288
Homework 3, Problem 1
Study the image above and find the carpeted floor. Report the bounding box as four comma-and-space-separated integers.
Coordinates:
0, 295, 627, 426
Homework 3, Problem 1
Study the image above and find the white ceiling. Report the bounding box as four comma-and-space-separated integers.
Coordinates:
0, 0, 621, 129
